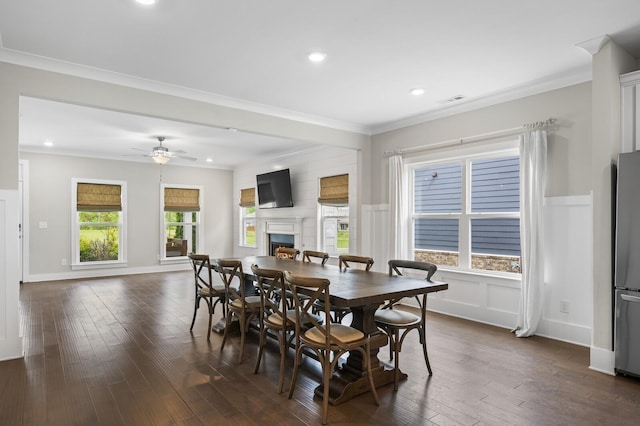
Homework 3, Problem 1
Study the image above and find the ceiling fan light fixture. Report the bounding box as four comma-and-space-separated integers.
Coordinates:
152, 154, 170, 164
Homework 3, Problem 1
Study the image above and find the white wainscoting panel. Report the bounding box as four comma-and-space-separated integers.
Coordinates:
360, 196, 593, 347
538, 194, 593, 346
361, 204, 389, 273
0, 190, 23, 360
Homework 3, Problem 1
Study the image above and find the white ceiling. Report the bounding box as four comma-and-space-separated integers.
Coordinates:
2, 0, 640, 167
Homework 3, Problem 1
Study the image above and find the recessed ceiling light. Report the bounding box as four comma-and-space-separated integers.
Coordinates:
308, 52, 327, 63
410, 88, 425, 96
206, 158, 213, 163
43, 140, 54, 147
136, 0, 156, 5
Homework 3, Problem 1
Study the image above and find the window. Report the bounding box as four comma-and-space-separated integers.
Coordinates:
161, 185, 203, 260
239, 187, 256, 247
318, 174, 349, 256
72, 179, 126, 267
411, 153, 520, 273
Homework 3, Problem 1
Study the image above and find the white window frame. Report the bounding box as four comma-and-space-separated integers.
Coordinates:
408, 145, 520, 275
239, 205, 256, 247
71, 178, 127, 270
160, 183, 204, 263
319, 205, 350, 257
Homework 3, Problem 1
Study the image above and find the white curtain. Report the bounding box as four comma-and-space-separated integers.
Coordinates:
514, 129, 547, 337
388, 155, 407, 260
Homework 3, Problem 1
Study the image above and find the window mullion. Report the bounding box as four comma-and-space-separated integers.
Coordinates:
459, 159, 471, 269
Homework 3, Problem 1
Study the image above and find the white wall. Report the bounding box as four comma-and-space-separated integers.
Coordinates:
367, 83, 596, 346
20, 152, 234, 281
233, 146, 359, 258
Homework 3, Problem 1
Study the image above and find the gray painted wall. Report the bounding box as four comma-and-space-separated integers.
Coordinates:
21, 152, 233, 279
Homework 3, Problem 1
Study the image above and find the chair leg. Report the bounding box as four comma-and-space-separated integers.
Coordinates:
388, 328, 394, 361
220, 312, 232, 352
254, 320, 266, 374
365, 342, 380, 405
238, 313, 246, 363
206, 300, 213, 341
419, 325, 432, 375
287, 345, 303, 399
277, 332, 287, 394
393, 329, 400, 391
190, 295, 200, 331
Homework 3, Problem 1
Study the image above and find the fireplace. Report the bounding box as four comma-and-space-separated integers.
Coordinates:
269, 233, 295, 256
259, 217, 304, 256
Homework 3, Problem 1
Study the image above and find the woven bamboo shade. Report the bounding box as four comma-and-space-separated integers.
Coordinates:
318, 174, 349, 206
164, 187, 200, 212
239, 187, 255, 207
77, 183, 122, 212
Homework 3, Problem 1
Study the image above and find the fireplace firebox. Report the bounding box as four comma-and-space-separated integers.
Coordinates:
269, 233, 295, 256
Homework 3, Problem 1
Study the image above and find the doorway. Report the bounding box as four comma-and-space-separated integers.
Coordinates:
18, 160, 29, 283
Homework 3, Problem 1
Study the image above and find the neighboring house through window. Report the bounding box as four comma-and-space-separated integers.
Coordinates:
410, 151, 521, 274
239, 187, 256, 247
161, 184, 203, 260
72, 179, 127, 267
318, 174, 349, 256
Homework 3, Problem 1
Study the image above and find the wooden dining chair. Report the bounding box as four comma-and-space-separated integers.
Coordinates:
217, 259, 261, 363
284, 271, 379, 425
302, 250, 329, 265
314, 254, 374, 323
188, 253, 226, 341
252, 264, 295, 393
275, 246, 300, 260
374, 259, 438, 390
338, 254, 374, 271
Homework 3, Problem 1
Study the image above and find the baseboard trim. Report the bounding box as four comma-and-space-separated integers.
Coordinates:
589, 346, 615, 375
25, 263, 190, 283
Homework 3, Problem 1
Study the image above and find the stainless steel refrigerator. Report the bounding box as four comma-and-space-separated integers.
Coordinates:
614, 151, 640, 377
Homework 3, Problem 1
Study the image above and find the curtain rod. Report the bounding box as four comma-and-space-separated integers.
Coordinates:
384, 118, 556, 158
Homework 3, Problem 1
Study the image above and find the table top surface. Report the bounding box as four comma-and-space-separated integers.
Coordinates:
216, 255, 448, 308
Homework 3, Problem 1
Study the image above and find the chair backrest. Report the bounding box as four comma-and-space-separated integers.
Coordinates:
302, 250, 329, 265
275, 246, 300, 260
216, 259, 246, 301
188, 253, 214, 290
339, 255, 374, 271
388, 259, 437, 282
284, 271, 347, 351
251, 264, 288, 325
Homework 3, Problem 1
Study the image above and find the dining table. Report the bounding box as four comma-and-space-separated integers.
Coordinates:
214, 255, 448, 405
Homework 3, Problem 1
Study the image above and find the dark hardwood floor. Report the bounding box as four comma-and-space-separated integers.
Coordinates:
1, 271, 639, 425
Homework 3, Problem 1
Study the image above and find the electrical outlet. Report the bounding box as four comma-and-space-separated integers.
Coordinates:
61, 258, 67, 266
560, 300, 570, 313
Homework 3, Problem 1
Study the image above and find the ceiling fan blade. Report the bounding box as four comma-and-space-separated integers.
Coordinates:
171, 149, 187, 154
131, 147, 149, 152
175, 154, 197, 161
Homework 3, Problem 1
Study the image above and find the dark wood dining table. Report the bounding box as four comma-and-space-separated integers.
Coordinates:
214, 255, 448, 405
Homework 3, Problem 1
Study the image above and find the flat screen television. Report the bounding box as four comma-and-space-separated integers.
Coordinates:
256, 168, 294, 208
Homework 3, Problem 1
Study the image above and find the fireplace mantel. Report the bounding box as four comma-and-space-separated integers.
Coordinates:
258, 217, 304, 255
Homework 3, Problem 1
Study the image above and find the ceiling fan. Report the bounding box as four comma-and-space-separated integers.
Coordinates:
135, 136, 197, 164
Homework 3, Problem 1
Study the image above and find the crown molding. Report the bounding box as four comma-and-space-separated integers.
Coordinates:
371, 65, 592, 135
2, 47, 595, 139
0, 48, 370, 135
576, 35, 611, 56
